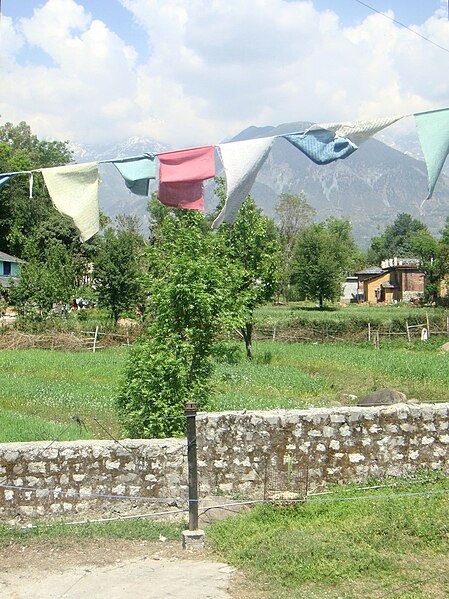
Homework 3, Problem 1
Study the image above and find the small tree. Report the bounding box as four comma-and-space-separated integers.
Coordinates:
275, 192, 316, 302
219, 197, 280, 359
292, 219, 356, 308
11, 240, 75, 318
93, 218, 145, 322
116, 211, 238, 438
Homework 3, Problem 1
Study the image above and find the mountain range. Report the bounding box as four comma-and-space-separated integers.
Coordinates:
70, 125, 449, 248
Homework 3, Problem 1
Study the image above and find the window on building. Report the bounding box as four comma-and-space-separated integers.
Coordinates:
3, 262, 11, 276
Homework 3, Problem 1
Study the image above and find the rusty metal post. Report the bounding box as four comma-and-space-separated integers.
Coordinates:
184, 401, 198, 531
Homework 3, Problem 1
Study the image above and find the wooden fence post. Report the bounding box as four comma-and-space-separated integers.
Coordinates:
92, 326, 99, 352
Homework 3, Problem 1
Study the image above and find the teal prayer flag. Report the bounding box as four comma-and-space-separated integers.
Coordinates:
109, 153, 156, 196
415, 108, 449, 199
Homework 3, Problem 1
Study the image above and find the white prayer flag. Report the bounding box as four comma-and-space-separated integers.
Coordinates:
42, 162, 100, 242
213, 136, 274, 228
310, 115, 406, 145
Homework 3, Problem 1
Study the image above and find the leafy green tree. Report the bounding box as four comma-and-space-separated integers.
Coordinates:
275, 192, 316, 302
411, 231, 443, 303
0, 122, 73, 258
93, 217, 145, 322
10, 240, 75, 317
219, 197, 280, 359
292, 219, 357, 308
117, 211, 238, 438
368, 213, 429, 264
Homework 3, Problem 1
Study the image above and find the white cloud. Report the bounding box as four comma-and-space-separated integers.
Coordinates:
1, 0, 449, 147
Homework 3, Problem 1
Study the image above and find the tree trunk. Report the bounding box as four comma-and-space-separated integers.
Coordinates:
241, 322, 253, 359
319, 295, 323, 309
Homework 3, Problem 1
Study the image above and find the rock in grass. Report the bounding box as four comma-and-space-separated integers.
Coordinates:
357, 388, 407, 407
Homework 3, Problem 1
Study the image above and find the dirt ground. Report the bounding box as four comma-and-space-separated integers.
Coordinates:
0, 538, 239, 599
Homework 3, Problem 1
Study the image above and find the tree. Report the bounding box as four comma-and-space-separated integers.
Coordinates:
219, 197, 280, 359
292, 219, 357, 308
93, 217, 145, 322
10, 240, 75, 317
116, 211, 238, 438
411, 231, 443, 303
0, 121, 73, 258
275, 192, 316, 301
368, 213, 429, 264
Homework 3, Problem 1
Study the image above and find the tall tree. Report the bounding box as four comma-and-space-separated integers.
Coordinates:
0, 121, 73, 258
292, 219, 356, 308
368, 213, 429, 264
275, 192, 316, 302
93, 217, 145, 322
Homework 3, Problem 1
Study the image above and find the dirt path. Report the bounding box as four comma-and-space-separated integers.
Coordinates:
0, 538, 237, 599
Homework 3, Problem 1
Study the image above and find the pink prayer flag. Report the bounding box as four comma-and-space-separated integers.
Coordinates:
158, 146, 215, 211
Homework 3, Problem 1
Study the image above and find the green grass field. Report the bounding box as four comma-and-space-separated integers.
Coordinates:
0, 348, 126, 441
208, 471, 449, 598
1, 302, 449, 443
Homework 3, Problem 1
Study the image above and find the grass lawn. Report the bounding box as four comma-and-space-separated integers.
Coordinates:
209, 337, 449, 411
0, 347, 127, 441
0, 518, 186, 547
208, 471, 449, 598
1, 334, 449, 442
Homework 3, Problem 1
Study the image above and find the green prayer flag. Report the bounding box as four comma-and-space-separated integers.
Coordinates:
415, 108, 449, 199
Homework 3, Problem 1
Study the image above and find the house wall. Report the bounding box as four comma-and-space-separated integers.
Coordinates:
401, 271, 425, 294
0, 260, 20, 277
1, 403, 449, 522
364, 272, 390, 303
340, 279, 358, 303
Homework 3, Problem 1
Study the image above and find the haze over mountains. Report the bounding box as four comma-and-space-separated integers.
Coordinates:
70, 125, 449, 248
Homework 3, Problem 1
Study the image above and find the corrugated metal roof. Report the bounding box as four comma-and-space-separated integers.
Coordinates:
0, 251, 23, 263
356, 266, 384, 275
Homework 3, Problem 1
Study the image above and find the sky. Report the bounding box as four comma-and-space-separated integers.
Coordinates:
1, 0, 449, 148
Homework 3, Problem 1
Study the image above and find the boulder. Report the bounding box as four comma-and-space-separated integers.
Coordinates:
357, 388, 407, 407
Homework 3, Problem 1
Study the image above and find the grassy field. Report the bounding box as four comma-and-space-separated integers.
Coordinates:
1, 303, 449, 442
255, 303, 449, 340
0, 517, 185, 547
208, 471, 449, 598
0, 348, 126, 441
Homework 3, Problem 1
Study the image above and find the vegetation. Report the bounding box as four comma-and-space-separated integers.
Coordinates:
291, 218, 361, 307
0, 518, 185, 546
116, 211, 240, 438
2, 307, 449, 442
275, 192, 316, 302
208, 470, 449, 598
0, 348, 125, 440
93, 216, 145, 322
220, 196, 280, 358
367, 212, 430, 264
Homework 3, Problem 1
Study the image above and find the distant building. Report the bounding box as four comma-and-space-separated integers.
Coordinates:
340, 276, 359, 303
0, 251, 23, 294
355, 258, 425, 304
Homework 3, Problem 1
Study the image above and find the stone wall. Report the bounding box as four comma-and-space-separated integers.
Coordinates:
195, 403, 449, 498
0, 438, 186, 522
1, 403, 449, 522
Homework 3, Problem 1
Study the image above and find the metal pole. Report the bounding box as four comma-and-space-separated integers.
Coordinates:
184, 401, 198, 531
